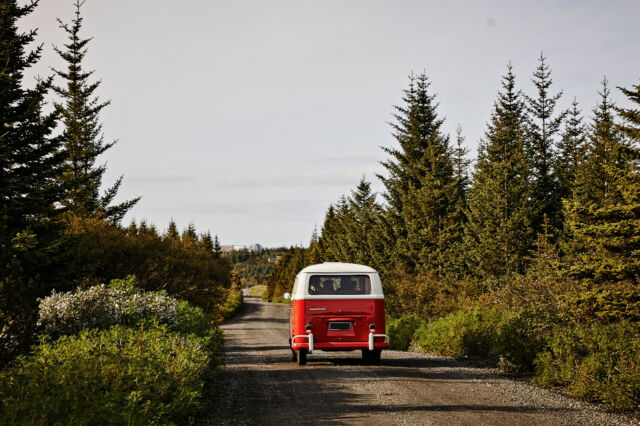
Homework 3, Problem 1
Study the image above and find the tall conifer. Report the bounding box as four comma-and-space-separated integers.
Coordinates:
0, 0, 67, 363
379, 73, 458, 273
556, 99, 587, 202
563, 79, 640, 283
53, 1, 138, 222
525, 53, 565, 233
465, 64, 533, 278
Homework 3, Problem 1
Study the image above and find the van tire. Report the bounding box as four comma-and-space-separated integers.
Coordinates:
296, 349, 307, 366
290, 348, 297, 361
362, 349, 381, 365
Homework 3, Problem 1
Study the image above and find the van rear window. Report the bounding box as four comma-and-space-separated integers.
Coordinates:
308, 275, 371, 295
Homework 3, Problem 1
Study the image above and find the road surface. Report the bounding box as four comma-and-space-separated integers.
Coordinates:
204, 296, 636, 425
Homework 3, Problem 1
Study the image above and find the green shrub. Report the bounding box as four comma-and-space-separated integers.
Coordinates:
495, 311, 549, 373
37, 277, 178, 339
0, 323, 223, 424
218, 289, 243, 321
413, 307, 503, 359
387, 315, 425, 351
534, 321, 640, 411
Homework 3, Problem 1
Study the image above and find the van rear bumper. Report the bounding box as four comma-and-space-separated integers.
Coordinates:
291, 339, 389, 351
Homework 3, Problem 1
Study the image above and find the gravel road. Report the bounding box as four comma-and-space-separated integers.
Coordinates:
203, 296, 637, 425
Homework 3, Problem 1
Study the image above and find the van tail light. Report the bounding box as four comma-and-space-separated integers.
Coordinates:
305, 324, 312, 334
369, 324, 376, 333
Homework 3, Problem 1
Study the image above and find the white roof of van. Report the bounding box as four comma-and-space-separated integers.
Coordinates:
299, 262, 378, 274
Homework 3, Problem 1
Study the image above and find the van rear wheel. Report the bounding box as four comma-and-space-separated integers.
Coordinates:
362, 349, 381, 365
296, 349, 307, 366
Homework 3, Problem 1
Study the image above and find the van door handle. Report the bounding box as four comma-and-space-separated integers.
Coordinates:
309, 308, 326, 311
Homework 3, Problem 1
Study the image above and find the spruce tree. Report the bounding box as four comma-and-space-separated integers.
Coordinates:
563, 78, 640, 283
53, 1, 139, 222
464, 64, 533, 279
306, 226, 323, 265
213, 234, 222, 258
0, 0, 68, 363
525, 53, 565, 234
446, 126, 471, 276
616, 81, 640, 141
348, 177, 386, 268
556, 98, 587, 202
379, 72, 458, 273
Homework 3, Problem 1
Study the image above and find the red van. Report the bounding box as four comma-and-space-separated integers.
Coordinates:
284, 262, 389, 365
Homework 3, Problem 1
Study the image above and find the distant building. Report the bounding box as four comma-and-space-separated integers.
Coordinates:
220, 244, 263, 252
267, 255, 282, 263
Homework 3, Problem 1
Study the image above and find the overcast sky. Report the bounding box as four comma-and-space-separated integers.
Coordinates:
21, 0, 640, 247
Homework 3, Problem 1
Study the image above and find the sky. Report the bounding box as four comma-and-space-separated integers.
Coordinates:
20, 0, 640, 247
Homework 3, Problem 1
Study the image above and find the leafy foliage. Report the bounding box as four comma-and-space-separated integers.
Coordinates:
0, 279, 224, 424
64, 215, 232, 316
36, 276, 178, 339
534, 321, 640, 410
0, 324, 222, 425
386, 315, 425, 351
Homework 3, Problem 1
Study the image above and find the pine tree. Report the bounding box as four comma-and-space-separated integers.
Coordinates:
213, 234, 222, 258
617, 81, 640, 141
464, 64, 533, 279
53, 1, 139, 222
379, 72, 459, 273
348, 177, 386, 268
0, 0, 68, 363
563, 78, 640, 283
446, 126, 471, 276
556, 98, 587, 202
306, 226, 323, 265
165, 220, 180, 241
525, 53, 565, 234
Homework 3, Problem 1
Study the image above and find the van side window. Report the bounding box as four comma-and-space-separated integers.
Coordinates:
308, 275, 371, 295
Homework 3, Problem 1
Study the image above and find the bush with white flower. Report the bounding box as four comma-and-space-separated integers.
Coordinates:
37, 276, 178, 338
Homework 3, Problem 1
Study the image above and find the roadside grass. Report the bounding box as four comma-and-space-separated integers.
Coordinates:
250, 284, 267, 297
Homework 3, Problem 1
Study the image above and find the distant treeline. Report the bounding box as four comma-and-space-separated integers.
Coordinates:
225, 248, 287, 287
267, 58, 640, 409
0, 1, 232, 366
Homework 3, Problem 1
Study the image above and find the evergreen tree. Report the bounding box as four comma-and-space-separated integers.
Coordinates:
348, 177, 386, 268
213, 234, 222, 258
525, 53, 565, 233
556, 98, 587, 202
200, 231, 214, 254
53, 1, 139, 222
379, 72, 459, 273
165, 219, 180, 241
0, 0, 68, 363
616, 81, 640, 141
446, 126, 471, 276
306, 226, 323, 265
563, 78, 640, 283
464, 64, 533, 279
